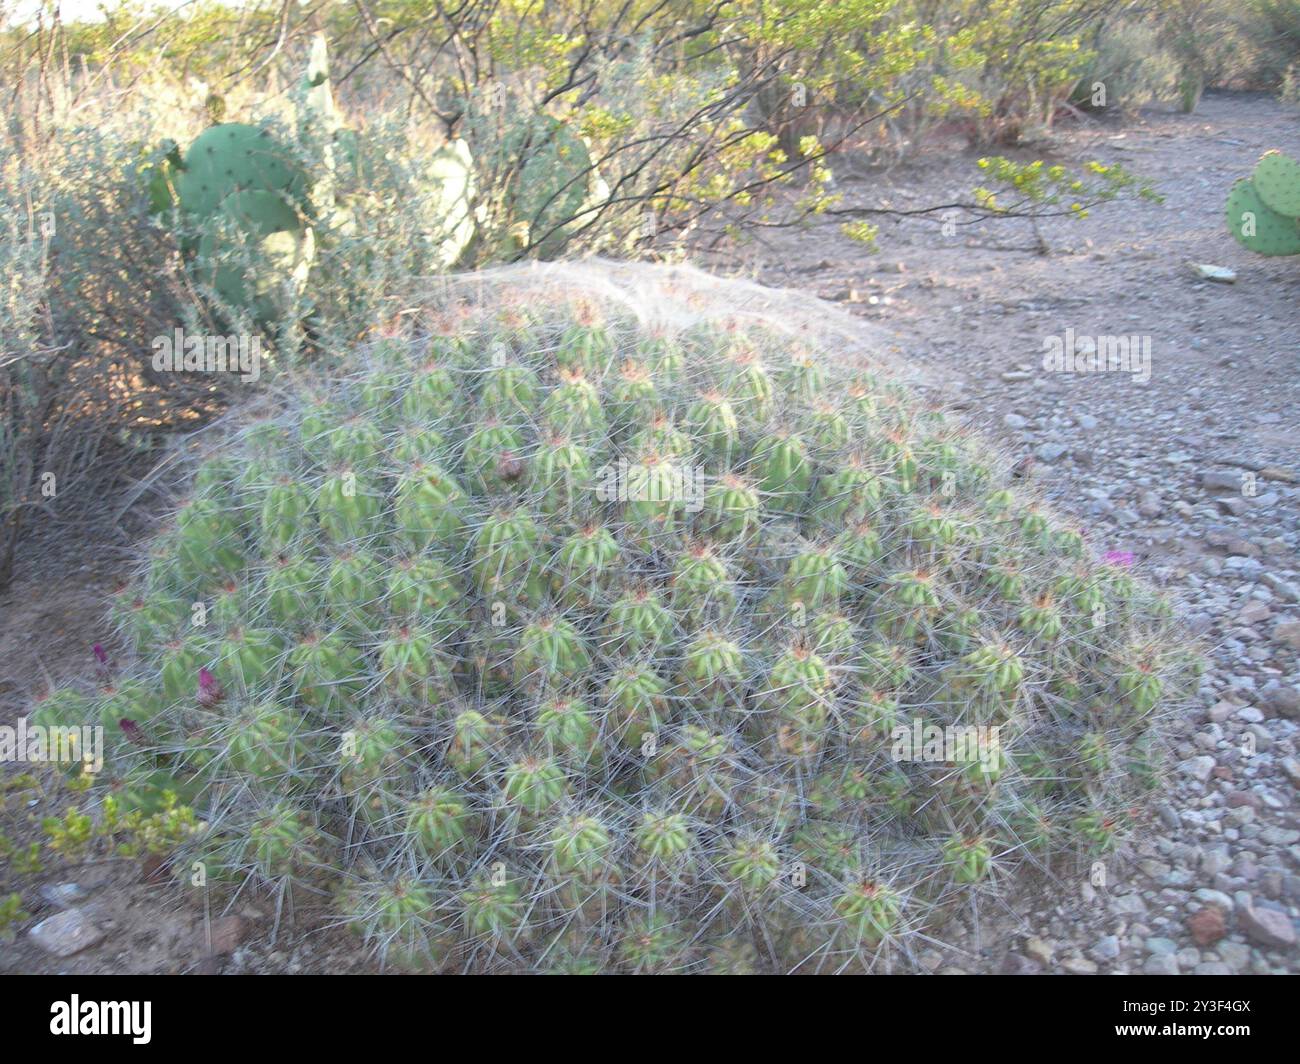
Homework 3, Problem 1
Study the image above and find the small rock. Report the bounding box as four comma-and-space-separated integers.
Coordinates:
29, 908, 105, 957
1259, 681, 1299, 719
1061, 956, 1098, 975
1217, 940, 1252, 970
1003, 413, 1029, 430
1193, 888, 1235, 912
1238, 602, 1272, 626
1200, 471, 1244, 492
1258, 466, 1297, 484
1187, 907, 1227, 946
38, 883, 88, 909
1195, 962, 1233, 974
1239, 902, 1297, 948
1091, 935, 1121, 962
1144, 953, 1180, 975
1138, 490, 1163, 518
1035, 442, 1069, 463
1112, 893, 1148, 915
210, 914, 247, 955
1145, 936, 1178, 955
1261, 573, 1300, 603
1274, 620, 1300, 651
1188, 263, 1236, 283
1000, 952, 1042, 975
1180, 755, 1216, 782
1208, 700, 1236, 723
1025, 935, 1055, 966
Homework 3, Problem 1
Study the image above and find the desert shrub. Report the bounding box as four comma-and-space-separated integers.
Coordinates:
27, 263, 1198, 973
1071, 18, 1182, 111
0, 96, 286, 588
0, 185, 63, 588
1157, 0, 1253, 109
0, 135, 188, 589
1247, 0, 1300, 86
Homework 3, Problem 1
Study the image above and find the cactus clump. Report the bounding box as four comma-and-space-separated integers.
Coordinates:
1226, 150, 1300, 257
45, 273, 1196, 972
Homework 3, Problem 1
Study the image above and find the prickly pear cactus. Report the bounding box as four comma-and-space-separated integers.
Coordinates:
140, 118, 314, 324
194, 192, 315, 322
175, 123, 309, 219
1225, 150, 1300, 257
40, 266, 1196, 973
472, 107, 608, 259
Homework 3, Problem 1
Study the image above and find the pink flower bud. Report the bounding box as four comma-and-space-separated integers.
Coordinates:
119, 718, 146, 745
197, 667, 223, 707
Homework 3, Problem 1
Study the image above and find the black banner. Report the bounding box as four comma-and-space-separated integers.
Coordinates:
1, 974, 1283, 1050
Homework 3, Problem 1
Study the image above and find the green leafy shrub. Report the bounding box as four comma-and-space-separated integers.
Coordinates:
32, 265, 1197, 972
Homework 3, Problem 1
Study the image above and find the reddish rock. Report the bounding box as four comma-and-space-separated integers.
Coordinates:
210, 914, 247, 955
1187, 906, 1227, 947
1226, 791, 1261, 809
140, 853, 171, 883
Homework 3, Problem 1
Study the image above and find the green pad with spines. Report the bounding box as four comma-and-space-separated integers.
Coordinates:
1225, 177, 1300, 257
194, 190, 314, 319
1252, 150, 1300, 218
492, 114, 604, 257
178, 123, 309, 219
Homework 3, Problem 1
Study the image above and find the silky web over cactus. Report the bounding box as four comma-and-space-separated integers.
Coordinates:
37, 262, 1197, 973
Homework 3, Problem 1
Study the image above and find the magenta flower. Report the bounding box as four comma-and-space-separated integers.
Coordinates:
92, 644, 108, 665
197, 667, 223, 708
118, 718, 146, 745
1102, 550, 1135, 567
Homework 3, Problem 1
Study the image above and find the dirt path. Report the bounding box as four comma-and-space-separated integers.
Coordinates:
3, 91, 1296, 974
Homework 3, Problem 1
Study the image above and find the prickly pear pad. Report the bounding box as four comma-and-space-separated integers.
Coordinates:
56, 261, 1197, 973
1226, 177, 1300, 257
1252, 150, 1300, 218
